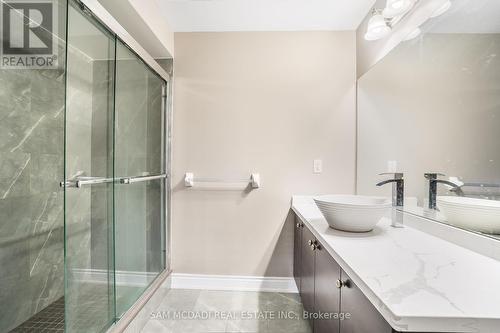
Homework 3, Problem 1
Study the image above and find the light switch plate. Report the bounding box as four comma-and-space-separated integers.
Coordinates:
313, 159, 322, 174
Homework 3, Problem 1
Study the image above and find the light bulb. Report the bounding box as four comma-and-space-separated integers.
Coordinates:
365, 12, 391, 41
383, 0, 414, 18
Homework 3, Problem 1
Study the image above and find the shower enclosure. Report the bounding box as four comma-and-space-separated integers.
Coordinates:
0, 0, 171, 332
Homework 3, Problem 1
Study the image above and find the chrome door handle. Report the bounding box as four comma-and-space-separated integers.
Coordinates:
60, 176, 114, 188
119, 174, 167, 184
61, 174, 167, 188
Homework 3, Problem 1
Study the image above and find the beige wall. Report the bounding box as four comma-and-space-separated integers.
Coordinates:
172, 31, 357, 276
357, 33, 500, 203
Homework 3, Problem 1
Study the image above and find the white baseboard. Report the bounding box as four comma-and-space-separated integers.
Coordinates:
72, 270, 299, 293
170, 273, 298, 293
72, 268, 158, 287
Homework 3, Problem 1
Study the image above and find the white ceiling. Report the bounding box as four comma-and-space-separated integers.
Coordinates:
155, 0, 376, 32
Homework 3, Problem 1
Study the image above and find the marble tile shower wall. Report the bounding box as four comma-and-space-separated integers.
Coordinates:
0, 67, 65, 332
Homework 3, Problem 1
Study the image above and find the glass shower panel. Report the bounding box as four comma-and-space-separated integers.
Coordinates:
65, 2, 116, 332
114, 41, 166, 317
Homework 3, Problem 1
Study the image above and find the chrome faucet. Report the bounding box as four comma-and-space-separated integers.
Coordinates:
376, 173, 404, 207
424, 173, 465, 209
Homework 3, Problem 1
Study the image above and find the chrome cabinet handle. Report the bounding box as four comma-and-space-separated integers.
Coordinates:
336, 279, 350, 289
308, 239, 318, 251
120, 174, 167, 184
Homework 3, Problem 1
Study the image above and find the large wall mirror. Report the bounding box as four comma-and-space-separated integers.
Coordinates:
357, 0, 500, 239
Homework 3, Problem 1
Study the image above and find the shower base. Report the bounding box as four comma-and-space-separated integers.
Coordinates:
10, 297, 64, 333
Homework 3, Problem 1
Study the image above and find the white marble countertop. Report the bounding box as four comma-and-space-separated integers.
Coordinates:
292, 196, 500, 333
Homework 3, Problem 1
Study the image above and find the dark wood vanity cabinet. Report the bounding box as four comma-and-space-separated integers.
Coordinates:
294, 220, 303, 293
293, 217, 394, 333
299, 223, 316, 317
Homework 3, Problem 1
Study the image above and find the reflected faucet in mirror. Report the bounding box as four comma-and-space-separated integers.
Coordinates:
425, 173, 465, 210
376, 173, 404, 207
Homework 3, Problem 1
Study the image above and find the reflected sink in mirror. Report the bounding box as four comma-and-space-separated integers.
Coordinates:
313, 195, 391, 232
437, 196, 500, 234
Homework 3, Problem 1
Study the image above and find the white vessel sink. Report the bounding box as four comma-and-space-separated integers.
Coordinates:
313, 195, 391, 232
437, 196, 500, 234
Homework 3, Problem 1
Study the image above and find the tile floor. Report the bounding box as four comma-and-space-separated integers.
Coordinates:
141, 289, 312, 333
10, 297, 65, 333
9, 283, 139, 333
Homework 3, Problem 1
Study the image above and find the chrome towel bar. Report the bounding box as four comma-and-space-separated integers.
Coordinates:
184, 172, 260, 189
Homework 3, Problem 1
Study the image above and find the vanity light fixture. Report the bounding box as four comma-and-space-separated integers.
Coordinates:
364, 0, 418, 41
383, 0, 414, 18
430, 0, 451, 18
364, 9, 392, 41
364, 0, 454, 42
404, 27, 421, 41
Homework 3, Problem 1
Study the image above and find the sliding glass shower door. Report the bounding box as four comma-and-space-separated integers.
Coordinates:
114, 41, 166, 318
65, 2, 116, 332
64, 1, 168, 332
